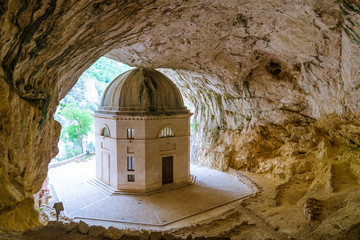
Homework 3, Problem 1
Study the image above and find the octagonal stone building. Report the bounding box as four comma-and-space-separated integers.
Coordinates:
93, 68, 192, 193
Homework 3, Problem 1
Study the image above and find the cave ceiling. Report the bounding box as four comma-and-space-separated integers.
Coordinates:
0, 0, 360, 235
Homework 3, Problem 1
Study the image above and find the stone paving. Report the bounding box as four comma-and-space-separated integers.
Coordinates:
48, 159, 253, 226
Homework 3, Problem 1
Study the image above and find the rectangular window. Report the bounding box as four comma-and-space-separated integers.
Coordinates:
127, 156, 135, 171
127, 129, 134, 139
128, 174, 135, 182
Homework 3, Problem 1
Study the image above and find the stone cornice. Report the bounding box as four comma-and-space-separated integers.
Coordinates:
92, 113, 192, 120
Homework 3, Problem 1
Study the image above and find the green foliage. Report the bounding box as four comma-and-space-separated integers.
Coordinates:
85, 57, 131, 83
58, 103, 94, 154
59, 57, 132, 112
55, 57, 131, 159
59, 146, 82, 161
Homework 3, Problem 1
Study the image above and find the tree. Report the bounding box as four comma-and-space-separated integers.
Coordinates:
58, 103, 94, 154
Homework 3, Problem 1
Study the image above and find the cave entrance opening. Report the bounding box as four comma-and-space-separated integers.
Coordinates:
45, 57, 198, 224
52, 57, 132, 162
44, 57, 253, 228
43, 57, 132, 221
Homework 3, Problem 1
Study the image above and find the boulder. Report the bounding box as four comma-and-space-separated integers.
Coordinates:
77, 221, 90, 234
104, 226, 124, 240
89, 225, 106, 238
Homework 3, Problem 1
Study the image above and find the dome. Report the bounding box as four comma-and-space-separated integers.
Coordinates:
96, 68, 190, 116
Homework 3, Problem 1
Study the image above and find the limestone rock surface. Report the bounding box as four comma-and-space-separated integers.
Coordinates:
0, 0, 360, 238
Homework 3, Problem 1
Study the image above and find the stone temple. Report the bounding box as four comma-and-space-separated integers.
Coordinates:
93, 68, 192, 192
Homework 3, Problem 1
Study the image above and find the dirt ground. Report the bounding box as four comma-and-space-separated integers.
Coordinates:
172, 169, 360, 240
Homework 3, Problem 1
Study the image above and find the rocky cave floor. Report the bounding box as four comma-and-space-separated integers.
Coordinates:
0, 169, 359, 240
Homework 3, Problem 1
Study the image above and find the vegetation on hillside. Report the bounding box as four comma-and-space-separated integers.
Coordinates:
55, 57, 132, 160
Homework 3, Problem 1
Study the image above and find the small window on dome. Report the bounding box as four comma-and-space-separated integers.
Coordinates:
160, 127, 174, 138
101, 127, 110, 137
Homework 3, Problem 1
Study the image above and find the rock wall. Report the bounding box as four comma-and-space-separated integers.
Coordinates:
0, 0, 360, 233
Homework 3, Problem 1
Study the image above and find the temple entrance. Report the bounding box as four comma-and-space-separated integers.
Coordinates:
162, 156, 173, 185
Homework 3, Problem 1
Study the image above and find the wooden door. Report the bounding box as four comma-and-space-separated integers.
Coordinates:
102, 152, 110, 185
162, 156, 173, 185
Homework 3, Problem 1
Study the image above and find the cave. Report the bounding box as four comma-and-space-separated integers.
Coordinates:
1, 0, 360, 239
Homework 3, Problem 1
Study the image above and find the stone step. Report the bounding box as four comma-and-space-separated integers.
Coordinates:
87, 178, 193, 196
87, 178, 120, 195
